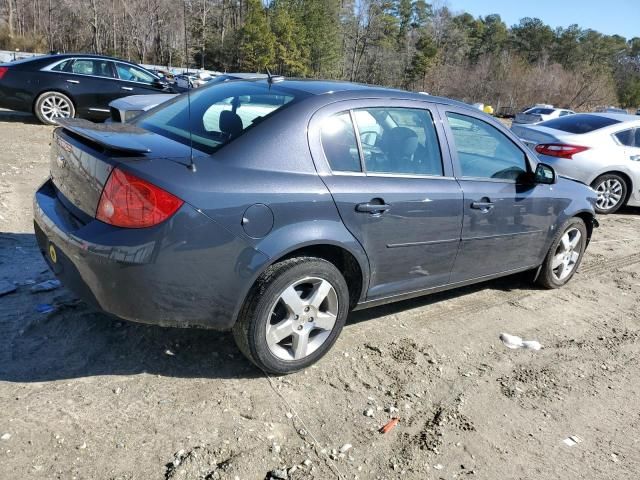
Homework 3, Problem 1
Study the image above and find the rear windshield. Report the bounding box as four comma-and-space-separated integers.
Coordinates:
138, 82, 298, 154
539, 114, 621, 134
527, 108, 554, 115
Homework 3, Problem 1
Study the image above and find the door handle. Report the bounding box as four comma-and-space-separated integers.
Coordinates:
630, 155, 640, 162
471, 200, 495, 211
121, 87, 134, 91
66, 79, 79, 84
356, 202, 391, 214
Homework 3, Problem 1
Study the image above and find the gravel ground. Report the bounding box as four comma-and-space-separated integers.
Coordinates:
1, 110, 639, 479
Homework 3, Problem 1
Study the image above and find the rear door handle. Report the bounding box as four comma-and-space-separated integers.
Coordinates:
66, 79, 79, 84
121, 87, 134, 91
356, 202, 391, 214
471, 201, 495, 211
630, 155, 640, 162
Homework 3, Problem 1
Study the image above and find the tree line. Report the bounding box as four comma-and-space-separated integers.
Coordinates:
1, 0, 639, 111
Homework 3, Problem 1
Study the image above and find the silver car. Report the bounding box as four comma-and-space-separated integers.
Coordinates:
513, 113, 640, 213
513, 107, 575, 125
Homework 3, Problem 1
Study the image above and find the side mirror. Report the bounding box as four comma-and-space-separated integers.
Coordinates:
534, 163, 556, 184
153, 78, 168, 89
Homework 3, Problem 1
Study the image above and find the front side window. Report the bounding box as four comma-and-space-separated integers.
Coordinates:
138, 82, 297, 154
353, 107, 443, 176
446, 112, 527, 181
116, 63, 155, 84
320, 112, 361, 172
70, 59, 114, 78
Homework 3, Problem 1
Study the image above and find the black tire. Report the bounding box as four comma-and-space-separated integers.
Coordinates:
536, 217, 587, 289
232, 257, 349, 374
34, 91, 75, 125
590, 173, 627, 214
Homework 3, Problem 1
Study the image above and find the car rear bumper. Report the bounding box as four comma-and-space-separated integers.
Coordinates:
33, 179, 269, 330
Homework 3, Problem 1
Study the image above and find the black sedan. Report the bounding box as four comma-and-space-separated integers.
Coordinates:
0, 54, 173, 124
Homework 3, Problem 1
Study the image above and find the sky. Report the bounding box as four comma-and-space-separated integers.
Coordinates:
447, 0, 639, 39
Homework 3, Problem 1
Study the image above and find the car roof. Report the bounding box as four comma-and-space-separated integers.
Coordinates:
587, 112, 638, 121
244, 78, 474, 109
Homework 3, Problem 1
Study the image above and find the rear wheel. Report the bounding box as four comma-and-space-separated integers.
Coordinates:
536, 217, 587, 289
591, 174, 627, 214
233, 257, 349, 374
34, 91, 75, 125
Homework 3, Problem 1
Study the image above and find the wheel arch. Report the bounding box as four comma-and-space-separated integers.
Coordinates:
573, 210, 597, 246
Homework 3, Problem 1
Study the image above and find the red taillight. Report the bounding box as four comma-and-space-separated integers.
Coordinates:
96, 168, 183, 228
0, 67, 8, 79
534, 143, 589, 159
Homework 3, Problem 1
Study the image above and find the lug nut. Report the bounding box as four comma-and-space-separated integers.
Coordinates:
308, 317, 314, 322
297, 325, 303, 330
304, 306, 310, 312
294, 315, 299, 320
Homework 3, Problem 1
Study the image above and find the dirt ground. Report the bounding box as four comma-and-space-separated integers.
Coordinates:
1, 110, 639, 480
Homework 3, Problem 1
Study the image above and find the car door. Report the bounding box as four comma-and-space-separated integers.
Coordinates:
309, 99, 463, 300
438, 105, 557, 282
55, 58, 119, 118
114, 62, 164, 97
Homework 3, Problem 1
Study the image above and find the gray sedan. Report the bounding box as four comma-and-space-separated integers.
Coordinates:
34, 79, 597, 373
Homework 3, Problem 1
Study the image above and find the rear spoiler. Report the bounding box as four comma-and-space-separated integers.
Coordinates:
56, 118, 151, 154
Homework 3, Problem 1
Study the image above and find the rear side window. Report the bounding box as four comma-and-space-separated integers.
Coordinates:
541, 114, 621, 134
320, 113, 361, 172
51, 59, 71, 72
615, 129, 636, 147
353, 107, 443, 176
71, 59, 115, 78
446, 112, 526, 180
138, 82, 297, 154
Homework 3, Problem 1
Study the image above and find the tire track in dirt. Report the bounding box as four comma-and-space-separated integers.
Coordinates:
418, 252, 640, 324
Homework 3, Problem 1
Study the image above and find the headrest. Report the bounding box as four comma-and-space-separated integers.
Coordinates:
385, 127, 418, 158
219, 110, 243, 137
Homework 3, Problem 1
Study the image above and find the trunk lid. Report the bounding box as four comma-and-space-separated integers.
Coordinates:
50, 119, 192, 220
511, 124, 574, 150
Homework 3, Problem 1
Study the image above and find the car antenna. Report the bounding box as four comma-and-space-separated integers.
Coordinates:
186, 75, 196, 172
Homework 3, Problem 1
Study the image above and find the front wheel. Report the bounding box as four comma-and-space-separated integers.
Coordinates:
34, 91, 75, 125
591, 174, 627, 214
536, 218, 587, 289
233, 257, 349, 374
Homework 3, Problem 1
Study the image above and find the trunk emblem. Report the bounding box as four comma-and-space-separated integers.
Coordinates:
56, 155, 66, 168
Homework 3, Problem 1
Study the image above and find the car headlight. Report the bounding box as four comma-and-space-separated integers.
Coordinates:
124, 110, 143, 122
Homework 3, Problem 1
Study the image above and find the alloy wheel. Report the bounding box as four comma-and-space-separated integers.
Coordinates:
551, 227, 582, 281
595, 178, 623, 211
266, 277, 339, 361
40, 94, 72, 123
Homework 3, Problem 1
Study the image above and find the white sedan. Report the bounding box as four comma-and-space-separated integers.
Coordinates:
512, 113, 640, 214
513, 107, 575, 125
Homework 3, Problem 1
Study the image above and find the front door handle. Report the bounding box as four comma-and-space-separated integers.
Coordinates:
121, 86, 134, 91
630, 155, 640, 162
471, 200, 495, 211
356, 202, 391, 214
66, 79, 79, 84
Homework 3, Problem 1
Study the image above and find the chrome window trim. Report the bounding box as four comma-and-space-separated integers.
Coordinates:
41, 57, 158, 83
40, 57, 117, 80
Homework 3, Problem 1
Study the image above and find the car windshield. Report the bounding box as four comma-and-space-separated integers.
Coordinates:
539, 114, 621, 134
138, 82, 298, 154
